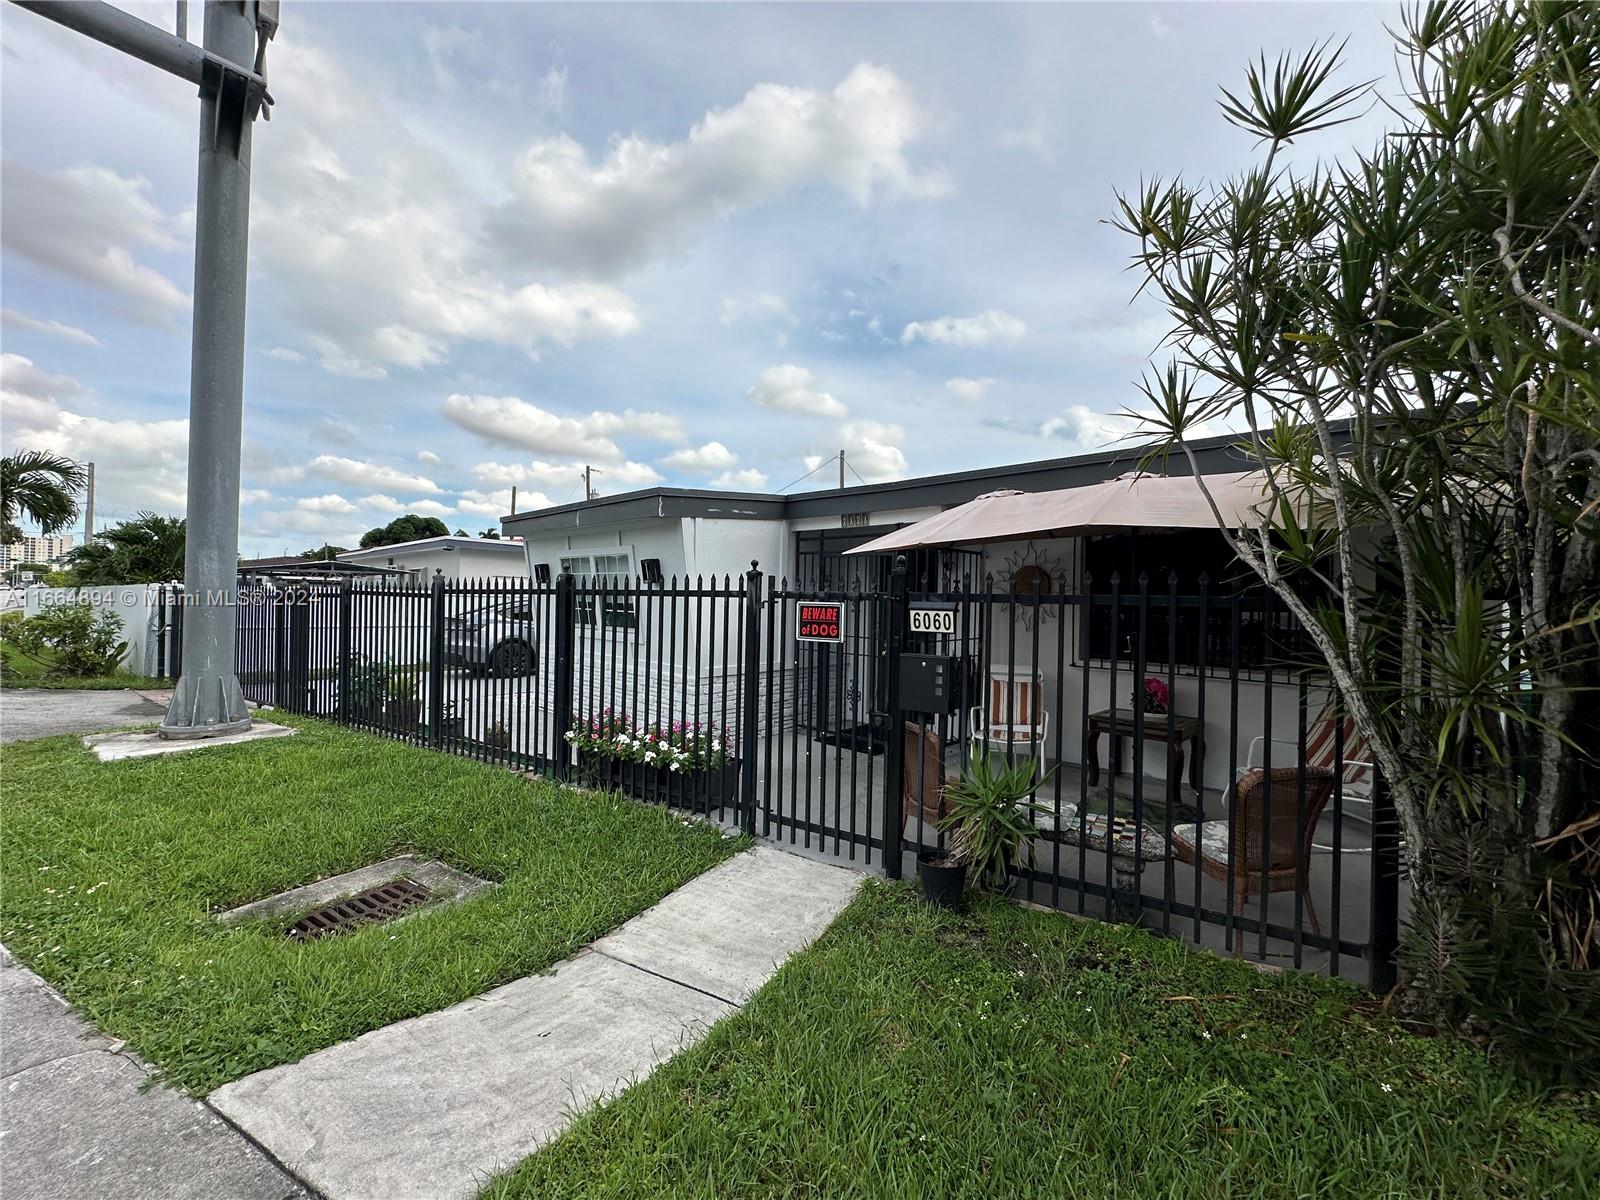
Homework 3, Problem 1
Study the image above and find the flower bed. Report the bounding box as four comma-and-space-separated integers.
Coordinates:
565, 712, 741, 812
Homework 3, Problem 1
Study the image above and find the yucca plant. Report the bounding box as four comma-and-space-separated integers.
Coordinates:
936, 752, 1053, 894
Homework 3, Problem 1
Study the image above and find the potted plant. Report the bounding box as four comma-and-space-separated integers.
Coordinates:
344, 654, 391, 722
384, 666, 423, 727
1140, 675, 1170, 715
434, 700, 467, 739
919, 751, 1051, 905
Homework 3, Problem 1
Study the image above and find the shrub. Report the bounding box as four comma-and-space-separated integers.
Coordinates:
1, 602, 127, 677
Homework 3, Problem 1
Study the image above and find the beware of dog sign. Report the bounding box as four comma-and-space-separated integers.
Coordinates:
795, 601, 844, 643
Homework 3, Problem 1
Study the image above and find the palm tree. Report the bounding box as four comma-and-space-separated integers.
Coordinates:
0, 451, 88, 545
66, 512, 186, 584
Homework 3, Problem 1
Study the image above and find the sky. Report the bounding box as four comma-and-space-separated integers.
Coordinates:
1, 1, 1401, 557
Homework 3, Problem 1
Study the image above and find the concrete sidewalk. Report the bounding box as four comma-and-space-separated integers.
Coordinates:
0, 947, 305, 1200
210, 845, 863, 1200
0, 689, 165, 743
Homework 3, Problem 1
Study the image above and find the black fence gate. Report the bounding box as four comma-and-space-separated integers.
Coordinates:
226, 559, 1400, 989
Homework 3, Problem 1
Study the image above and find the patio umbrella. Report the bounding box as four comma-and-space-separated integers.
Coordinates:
844, 471, 1276, 555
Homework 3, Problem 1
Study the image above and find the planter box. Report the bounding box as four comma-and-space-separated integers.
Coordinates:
576, 751, 741, 812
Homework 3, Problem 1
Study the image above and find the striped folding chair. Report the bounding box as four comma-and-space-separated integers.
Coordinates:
970, 670, 1049, 766
1244, 704, 1374, 852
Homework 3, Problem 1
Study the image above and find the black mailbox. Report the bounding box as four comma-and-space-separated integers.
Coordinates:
899, 653, 961, 716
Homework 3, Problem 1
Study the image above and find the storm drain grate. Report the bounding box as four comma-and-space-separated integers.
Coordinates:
286, 877, 434, 941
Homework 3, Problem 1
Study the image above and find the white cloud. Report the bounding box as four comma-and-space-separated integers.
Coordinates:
1, 308, 101, 347
356, 494, 401, 509
247, 37, 641, 378
487, 63, 948, 276
0, 352, 86, 430
997, 127, 1052, 162
0, 162, 189, 320
472, 459, 663, 491
240, 489, 274, 505
901, 309, 1027, 347
301, 455, 442, 494
416, 450, 442, 465
263, 346, 305, 363
721, 292, 796, 326
3, 354, 190, 515
421, 24, 481, 93
311, 416, 361, 446
1038, 405, 1142, 446
441, 394, 682, 460
663, 441, 738, 473
582, 409, 686, 444
456, 488, 508, 517
1150, 14, 1173, 37
804, 419, 907, 484
297, 494, 358, 514
711, 468, 770, 490
944, 377, 994, 403
537, 64, 568, 111
746, 364, 847, 418
404, 499, 455, 518
309, 335, 387, 381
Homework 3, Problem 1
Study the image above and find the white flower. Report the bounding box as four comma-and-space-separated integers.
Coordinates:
670, 762, 682, 772
1201, 1029, 1212, 1040
1379, 1082, 1394, 1094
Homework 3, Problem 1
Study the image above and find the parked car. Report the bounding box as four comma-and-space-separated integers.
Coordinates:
443, 601, 538, 676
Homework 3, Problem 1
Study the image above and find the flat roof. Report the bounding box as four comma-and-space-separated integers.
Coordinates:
339, 536, 525, 561
499, 425, 1289, 537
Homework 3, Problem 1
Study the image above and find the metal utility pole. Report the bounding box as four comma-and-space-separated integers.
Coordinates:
83, 461, 95, 543
838, 450, 845, 489
583, 465, 595, 502
12, 1, 279, 739
509, 485, 518, 515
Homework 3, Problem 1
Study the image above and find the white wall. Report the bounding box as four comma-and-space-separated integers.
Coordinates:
680, 518, 786, 583
962, 536, 1314, 792
3, 584, 178, 676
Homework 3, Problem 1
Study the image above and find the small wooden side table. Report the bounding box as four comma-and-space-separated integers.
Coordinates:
1086, 708, 1203, 797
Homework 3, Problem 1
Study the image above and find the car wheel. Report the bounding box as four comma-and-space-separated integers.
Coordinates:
489, 639, 535, 677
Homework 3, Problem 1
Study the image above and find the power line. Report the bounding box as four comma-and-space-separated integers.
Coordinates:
776, 457, 833, 493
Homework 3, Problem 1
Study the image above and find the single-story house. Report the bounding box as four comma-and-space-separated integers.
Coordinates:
497, 429, 1346, 797
337, 535, 528, 583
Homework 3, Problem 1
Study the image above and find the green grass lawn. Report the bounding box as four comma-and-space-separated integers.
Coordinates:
0, 639, 166, 690
486, 885, 1599, 1200
0, 714, 743, 1093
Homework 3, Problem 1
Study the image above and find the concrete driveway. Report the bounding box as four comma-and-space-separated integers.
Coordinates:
0, 690, 166, 744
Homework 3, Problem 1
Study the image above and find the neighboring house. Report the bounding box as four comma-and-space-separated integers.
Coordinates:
337, 536, 527, 583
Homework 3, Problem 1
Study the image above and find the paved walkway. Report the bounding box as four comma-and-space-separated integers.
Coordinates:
0, 689, 166, 743
210, 845, 863, 1200
0, 947, 305, 1200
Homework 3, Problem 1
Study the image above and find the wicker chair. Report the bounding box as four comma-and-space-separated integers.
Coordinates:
902, 721, 960, 830
1171, 765, 1335, 952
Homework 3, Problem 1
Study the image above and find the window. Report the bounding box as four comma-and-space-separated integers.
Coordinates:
1080, 531, 1301, 672
562, 551, 637, 628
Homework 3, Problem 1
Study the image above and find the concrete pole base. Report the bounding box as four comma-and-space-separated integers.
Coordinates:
159, 672, 252, 740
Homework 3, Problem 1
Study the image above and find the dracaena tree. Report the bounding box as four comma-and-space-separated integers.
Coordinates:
1115, 2, 1598, 1077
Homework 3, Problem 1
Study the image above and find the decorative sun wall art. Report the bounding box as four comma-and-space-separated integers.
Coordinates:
996, 542, 1066, 629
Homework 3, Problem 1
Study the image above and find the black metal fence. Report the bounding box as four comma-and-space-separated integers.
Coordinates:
221, 561, 1401, 989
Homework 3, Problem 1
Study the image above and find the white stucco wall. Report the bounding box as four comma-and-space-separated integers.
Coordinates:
3, 584, 178, 676
961, 536, 1316, 792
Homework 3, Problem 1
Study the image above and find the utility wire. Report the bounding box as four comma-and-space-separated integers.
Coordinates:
776, 457, 834, 493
